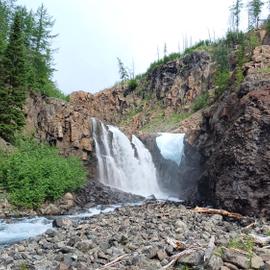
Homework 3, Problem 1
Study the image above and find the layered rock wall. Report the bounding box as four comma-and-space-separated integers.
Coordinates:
196, 45, 270, 216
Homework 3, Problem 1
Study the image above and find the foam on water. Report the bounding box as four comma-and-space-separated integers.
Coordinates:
0, 217, 52, 246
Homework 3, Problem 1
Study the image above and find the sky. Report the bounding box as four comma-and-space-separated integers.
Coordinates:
16, 0, 257, 94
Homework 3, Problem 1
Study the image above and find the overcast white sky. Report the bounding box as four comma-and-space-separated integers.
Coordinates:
16, 0, 258, 94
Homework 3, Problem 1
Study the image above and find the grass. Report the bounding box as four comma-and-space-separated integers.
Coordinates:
141, 110, 191, 132
228, 236, 254, 258
257, 67, 270, 73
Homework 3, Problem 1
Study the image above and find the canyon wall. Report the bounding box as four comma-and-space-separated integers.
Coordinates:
196, 45, 270, 216
23, 44, 270, 216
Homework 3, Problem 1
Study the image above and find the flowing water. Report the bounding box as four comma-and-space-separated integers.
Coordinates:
1, 120, 186, 247
156, 133, 185, 165
92, 118, 166, 198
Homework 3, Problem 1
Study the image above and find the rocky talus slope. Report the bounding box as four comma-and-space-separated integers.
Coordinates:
1, 202, 270, 270
197, 45, 270, 216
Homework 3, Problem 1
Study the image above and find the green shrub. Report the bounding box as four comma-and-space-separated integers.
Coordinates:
35, 80, 68, 101
128, 79, 138, 91
266, 19, 270, 33
0, 137, 87, 208
214, 70, 231, 96
192, 92, 209, 112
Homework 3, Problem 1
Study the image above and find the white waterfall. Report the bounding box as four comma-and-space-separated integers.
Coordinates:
92, 118, 165, 198
156, 133, 185, 165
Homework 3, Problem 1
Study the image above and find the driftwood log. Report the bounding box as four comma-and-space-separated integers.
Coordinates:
193, 207, 243, 220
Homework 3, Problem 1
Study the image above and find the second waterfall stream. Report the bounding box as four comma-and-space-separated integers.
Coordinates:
92, 118, 166, 198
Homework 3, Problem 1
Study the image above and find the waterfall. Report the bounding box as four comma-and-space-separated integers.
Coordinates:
156, 133, 185, 165
92, 118, 165, 198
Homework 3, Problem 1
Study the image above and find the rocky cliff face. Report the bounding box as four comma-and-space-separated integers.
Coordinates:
145, 51, 213, 108
25, 94, 95, 162
196, 45, 270, 216
25, 50, 212, 161
23, 44, 270, 217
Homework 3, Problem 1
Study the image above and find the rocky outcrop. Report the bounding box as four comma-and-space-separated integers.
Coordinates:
25, 94, 95, 161
196, 45, 270, 216
145, 51, 214, 109
24, 51, 213, 161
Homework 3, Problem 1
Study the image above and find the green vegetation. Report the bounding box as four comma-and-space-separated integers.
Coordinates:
127, 79, 138, 91
141, 110, 191, 132
257, 66, 270, 73
0, 1, 65, 142
248, 0, 264, 30
230, 0, 243, 32
0, 137, 87, 208
228, 236, 254, 257
192, 92, 209, 112
146, 40, 211, 75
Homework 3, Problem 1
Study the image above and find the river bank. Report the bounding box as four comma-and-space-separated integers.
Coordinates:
1, 201, 270, 270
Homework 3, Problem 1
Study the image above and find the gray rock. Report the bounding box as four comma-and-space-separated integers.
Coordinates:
143, 245, 158, 259
178, 250, 204, 266
223, 262, 239, 270
222, 249, 250, 269
207, 255, 224, 270
52, 217, 73, 228
74, 240, 94, 252
251, 255, 264, 269
175, 220, 188, 233
157, 249, 167, 261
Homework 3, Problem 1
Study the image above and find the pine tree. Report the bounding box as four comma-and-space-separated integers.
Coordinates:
0, 11, 27, 142
31, 4, 57, 91
0, 0, 15, 56
117, 57, 129, 81
248, 0, 264, 29
231, 0, 243, 32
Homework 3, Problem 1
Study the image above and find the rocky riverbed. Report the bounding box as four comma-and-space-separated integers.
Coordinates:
1, 201, 270, 270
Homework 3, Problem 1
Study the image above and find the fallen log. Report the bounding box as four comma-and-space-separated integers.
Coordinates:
95, 254, 128, 270
204, 236, 215, 262
249, 234, 270, 246
162, 248, 198, 269
193, 207, 243, 220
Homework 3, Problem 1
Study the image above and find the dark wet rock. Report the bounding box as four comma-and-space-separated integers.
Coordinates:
52, 218, 73, 228
75, 180, 143, 207
196, 45, 270, 217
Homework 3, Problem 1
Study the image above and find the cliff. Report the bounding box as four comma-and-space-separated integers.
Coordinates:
196, 45, 270, 216
24, 50, 212, 161
22, 40, 270, 217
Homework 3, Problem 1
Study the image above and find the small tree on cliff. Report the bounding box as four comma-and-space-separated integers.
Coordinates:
248, 0, 264, 29
117, 57, 129, 81
230, 0, 243, 32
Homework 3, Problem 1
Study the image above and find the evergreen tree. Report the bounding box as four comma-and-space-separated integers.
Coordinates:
0, 11, 27, 142
230, 0, 243, 32
248, 0, 264, 29
117, 57, 129, 81
0, 0, 15, 56
32, 4, 57, 91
